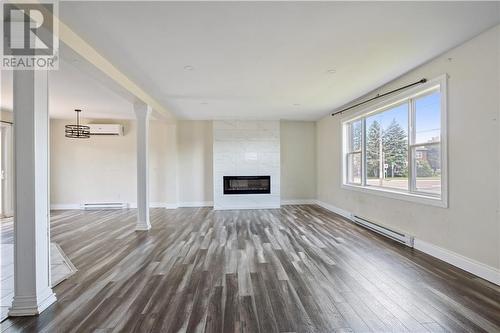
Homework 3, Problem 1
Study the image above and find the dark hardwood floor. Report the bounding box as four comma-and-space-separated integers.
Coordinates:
1, 205, 499, 332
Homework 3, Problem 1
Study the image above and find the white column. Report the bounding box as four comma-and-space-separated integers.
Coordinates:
134, 101, 151, 231
9, 70, 56, 316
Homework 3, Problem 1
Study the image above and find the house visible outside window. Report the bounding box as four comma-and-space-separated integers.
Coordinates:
342, 75, 447, 207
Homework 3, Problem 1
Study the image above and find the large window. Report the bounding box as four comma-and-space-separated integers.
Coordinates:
342, 76, 447, 207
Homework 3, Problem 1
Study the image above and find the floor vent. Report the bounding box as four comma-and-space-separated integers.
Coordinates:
352, 215, 414, 247
81, 203, 128, 210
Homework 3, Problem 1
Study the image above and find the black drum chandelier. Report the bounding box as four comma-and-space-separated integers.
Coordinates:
65, 109, 90, 139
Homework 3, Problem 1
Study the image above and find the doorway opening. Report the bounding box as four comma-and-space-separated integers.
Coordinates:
1, 121, 14, 218
0, 120, 14, 321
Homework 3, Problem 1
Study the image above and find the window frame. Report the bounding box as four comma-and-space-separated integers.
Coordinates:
345, 119, 363, 185
341, 74, 448, 208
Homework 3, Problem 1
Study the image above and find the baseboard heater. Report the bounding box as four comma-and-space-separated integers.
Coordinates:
351, 215, 414, 247
81, 203, 128, 210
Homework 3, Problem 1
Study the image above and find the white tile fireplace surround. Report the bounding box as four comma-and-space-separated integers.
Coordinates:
213, 120, 280, 210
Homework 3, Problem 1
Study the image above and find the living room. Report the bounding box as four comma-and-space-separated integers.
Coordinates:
0, 2, 499, 332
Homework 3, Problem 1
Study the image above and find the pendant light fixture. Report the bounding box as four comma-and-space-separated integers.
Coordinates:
65, 109, 90, 138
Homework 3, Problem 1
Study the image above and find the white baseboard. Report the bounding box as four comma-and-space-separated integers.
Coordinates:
413, 239, 500, 286
178, 201, 213, 208
314, 199, 500, 286
149, 202, 179, 209
50, 204, 80, 210
163, 203, 180, 209
281, 199, 317, 205
214, 204, 280, 210
314, 200, 352, 219
52, 202, 180, 210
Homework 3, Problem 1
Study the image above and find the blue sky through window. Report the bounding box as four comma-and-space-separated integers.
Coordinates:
366, 103, 408, 134
364, 91, 440, 143
415, 91, 440, 143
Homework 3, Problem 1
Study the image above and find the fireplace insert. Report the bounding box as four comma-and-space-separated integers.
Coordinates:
223, 176, 271, 195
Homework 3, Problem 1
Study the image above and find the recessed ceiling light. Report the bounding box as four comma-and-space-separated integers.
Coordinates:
326, 69, 336, 74
184, 65, 194, 71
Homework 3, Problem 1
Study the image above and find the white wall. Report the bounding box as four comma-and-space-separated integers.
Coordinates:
51, 118, 319, 208
280, 121, 316, 202
175, 120, 317, 207
316, 26, 500, 273
50, 119, 178, 207
51, 119, 216, 208
150, 121, 178, 206
213, 120, 281, 210
177, 120, 213, 205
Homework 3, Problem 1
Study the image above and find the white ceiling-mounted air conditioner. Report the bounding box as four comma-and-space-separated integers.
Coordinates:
88, 124, 124, 136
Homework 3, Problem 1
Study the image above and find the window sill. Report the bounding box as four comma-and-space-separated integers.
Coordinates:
341, 183, 448, 208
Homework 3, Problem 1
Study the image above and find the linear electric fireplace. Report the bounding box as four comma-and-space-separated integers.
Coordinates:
223, 176, 271, 195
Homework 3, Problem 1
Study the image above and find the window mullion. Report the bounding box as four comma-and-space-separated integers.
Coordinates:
362, 118, 367, 186
408, 98, 416, 193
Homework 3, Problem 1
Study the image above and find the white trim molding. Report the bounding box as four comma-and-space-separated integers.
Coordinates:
8, 293, 57, 316
149, 202, 179, 209
178, 201, 214, 208
281, 199, 317, 205
315, 200, 500, 286
314, 200, 352, 220
214, 204, 280, 211
413, 239, 500, 286
51, 202, 181, 210
341, 184, 447, 208
51, 204, 80, 210
162, 203, 180, 209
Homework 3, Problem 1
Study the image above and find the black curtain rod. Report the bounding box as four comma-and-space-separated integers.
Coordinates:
0, 120, 13, 125
331, 78, 427, 117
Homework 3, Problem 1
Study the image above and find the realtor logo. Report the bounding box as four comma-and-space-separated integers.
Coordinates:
1, 1, 59, 70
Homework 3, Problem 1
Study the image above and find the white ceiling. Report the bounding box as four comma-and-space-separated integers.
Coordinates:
1, 44, 137, 120
50, 46, 137, 120
3, 2, 500, 121
58, 1, 500, 121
